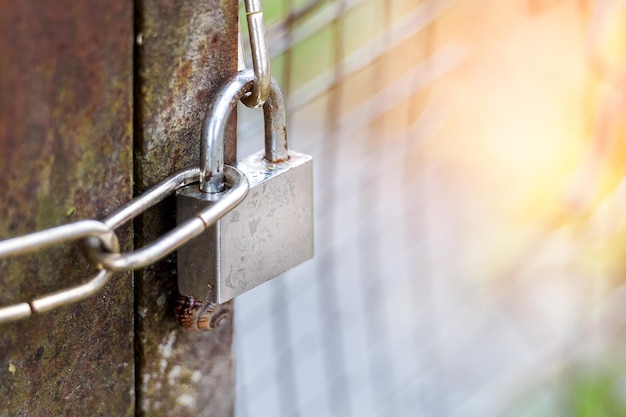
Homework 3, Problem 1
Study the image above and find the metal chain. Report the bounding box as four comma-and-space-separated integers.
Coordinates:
0, 220, 119, 324
0, 166, 249, 324
85, 166, 248, 270
0, 0, 271, 324
240, 0, 271, 108
0, 0, 270, 324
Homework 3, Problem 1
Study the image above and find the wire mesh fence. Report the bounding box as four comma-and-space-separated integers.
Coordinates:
235, 0, 626, 416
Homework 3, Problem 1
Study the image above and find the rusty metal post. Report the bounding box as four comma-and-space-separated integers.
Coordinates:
0, 1, 134, 415
134, 1, 239, 416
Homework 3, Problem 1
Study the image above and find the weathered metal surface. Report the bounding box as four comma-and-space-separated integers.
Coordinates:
0, 1, 134, 416
135, 1, 238, 416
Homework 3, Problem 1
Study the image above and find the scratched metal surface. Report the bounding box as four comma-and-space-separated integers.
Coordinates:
0, 1, 134, 415
234, 1, 626, 416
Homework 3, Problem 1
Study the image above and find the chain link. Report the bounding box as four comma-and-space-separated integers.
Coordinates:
0, 220, 119, 324
0, 166, 249, 323
85, 166, 248, 271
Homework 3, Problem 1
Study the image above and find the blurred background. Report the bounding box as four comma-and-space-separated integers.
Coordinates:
234, 0, 626, 416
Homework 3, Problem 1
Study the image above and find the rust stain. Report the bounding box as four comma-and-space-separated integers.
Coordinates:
0, 1, 134, 415
135, 0, 238, 415
178, 60, 192, 80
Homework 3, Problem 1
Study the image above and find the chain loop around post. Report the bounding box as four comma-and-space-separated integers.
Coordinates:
84, 166, 249, 271
240, 0, 271, 108
0, 166, 248, 324
0, 220, 119, 324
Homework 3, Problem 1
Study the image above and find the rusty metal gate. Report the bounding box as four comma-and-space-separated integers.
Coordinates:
1, 1, 239, 416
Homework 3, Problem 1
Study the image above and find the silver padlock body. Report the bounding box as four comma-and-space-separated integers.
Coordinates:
176, 150, 313, 304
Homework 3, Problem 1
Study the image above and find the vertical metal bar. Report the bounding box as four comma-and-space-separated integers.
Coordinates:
358, 1, 397, 412
401, 6, 452, 415
316, 4, 353, 417
134, 1, 238, 415
272, 1, 300, 415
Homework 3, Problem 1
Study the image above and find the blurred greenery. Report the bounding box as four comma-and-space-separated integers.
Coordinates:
505, 355, 626, 416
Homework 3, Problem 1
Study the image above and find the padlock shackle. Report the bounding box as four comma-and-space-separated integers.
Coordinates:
262, 79, 288, 163
200, 69, 288, 194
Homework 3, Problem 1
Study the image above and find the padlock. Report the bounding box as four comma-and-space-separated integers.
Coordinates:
176, 69, 313, 306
